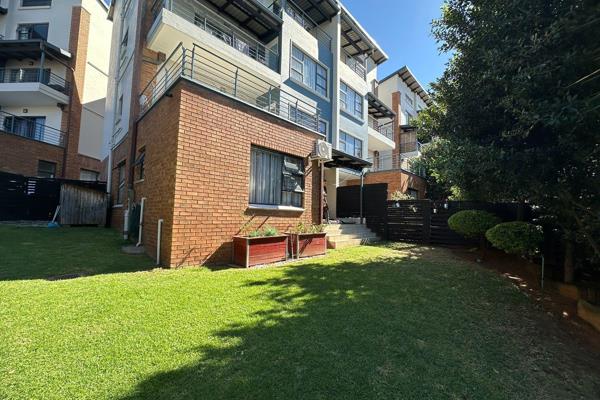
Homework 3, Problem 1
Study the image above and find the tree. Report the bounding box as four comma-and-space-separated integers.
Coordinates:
419, 0, 600, 279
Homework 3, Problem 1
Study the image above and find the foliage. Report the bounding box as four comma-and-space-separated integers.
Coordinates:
486, 222, 544, 257
292, 222, 325, 234
448, 210, 501, 239
262, 225, 279, 237
419, 0, 600, 263
390, 191, 413, 201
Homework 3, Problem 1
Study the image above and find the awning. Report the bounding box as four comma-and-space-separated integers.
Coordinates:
324, 149, 372, 172
0, 40, 72, 63
367, 92, 395, 119
203, 0, 283, 42
290, 0, 339, 25
379, 66, 432, 106
340, 7, 387, 65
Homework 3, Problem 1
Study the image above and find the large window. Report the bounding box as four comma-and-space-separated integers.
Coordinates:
37, 160, 56, 178
80, 169, 99, 181
339, 131, 363, 158
22, 0, 52, 6
290, 45, 328, 98
116, 162, 126, 205
250, 146, 304, 208
340, 82, 363, 120
17, 23, 49, 40
3, 116, 46, 141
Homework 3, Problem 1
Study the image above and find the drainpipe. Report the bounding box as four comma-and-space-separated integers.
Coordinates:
123, 209, 129, 240
136, 197, 146, 247
156, 219, 163, 265
360, 169, 365, 225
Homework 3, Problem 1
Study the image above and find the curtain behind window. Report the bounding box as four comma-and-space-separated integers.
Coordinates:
250, 147, 282, 205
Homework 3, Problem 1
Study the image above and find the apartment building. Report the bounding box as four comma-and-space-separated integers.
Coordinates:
102, 0, 393, 266
0, 0, 111, 180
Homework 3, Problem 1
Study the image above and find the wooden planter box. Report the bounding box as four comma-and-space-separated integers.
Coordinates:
287, 232, 327, 259
233, 235, 288, 268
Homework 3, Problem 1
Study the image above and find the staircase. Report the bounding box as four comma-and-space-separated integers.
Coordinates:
324, 224, 379, 249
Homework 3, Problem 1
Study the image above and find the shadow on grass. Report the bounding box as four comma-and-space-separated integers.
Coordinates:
0, 226, 155, 281
118, 246, 600, 400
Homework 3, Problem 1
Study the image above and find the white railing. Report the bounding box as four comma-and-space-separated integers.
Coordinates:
368, 117, 394, 141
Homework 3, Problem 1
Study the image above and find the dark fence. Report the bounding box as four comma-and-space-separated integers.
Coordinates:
336, 183, 388, 218
0, 172, 106, 222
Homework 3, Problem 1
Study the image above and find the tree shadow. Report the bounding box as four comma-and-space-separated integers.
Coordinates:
118, 246, 600, 399
0, 226, 155, 281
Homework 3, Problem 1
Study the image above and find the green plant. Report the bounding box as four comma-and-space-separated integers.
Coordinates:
247, 230, 262, 238
448, 210, 501, 239
486, 222, 543, 257
310, 224, 324, 234
291, 222, 324, 234
391, 190, 413, 201
262, 225, 279, 237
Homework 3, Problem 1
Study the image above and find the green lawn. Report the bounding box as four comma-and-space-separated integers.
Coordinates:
0, 227, 599, 399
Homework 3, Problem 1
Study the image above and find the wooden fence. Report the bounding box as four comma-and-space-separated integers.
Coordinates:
59, 184, 108, 226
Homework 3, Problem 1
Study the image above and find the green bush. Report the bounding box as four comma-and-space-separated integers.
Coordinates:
448, 210, 501, 239
486, 222, 543, 256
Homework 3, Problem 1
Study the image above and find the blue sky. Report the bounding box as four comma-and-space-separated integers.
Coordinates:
342, 0, 450, 88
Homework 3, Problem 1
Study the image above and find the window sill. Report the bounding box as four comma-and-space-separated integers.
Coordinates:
249, 204, 304, 212
289, 77, 330, 102
19, 6, 51, 10
340, 110, 364, 124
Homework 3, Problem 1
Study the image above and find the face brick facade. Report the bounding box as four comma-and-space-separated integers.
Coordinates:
133, 80, 322, 267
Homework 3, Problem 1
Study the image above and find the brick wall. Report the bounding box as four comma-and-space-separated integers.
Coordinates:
135, 81, 322, 266
0, 133, 64, 176
346, 170, 428, 200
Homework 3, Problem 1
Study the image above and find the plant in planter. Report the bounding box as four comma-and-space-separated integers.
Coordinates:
287, 222, 327, 259
233, 225, 288, 268
448, 210, 501, 260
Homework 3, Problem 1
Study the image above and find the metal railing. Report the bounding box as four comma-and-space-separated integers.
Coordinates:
344, 53, 366, 80
0, 110, 65, 147
139, 43, 321, 132
285, 0, 332, 51
367, 153, 425, 177
151, 0, 280, 71
0, 68, 71, 96
368, 117, 394, 141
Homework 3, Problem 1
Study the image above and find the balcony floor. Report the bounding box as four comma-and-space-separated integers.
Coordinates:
0, 82, 69, 106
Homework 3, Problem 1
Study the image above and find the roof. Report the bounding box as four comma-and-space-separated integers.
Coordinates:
367, 92, 395, 119
379, 66, 432, 106
0, 40, 72, 63
340, 4, 388, 65
324, 149, 372, 172
291, 0, 339, 25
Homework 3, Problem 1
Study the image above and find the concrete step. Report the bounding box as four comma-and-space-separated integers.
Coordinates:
324, 224, 372, 233
326, 232, 379, 240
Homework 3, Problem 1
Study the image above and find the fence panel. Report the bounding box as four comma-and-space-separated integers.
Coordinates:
59, 184, 108, 226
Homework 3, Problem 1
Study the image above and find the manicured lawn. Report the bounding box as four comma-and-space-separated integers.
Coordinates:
1, 228, 599, 399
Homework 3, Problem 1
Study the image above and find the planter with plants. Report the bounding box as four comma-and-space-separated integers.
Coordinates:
287, 222, 327, 259
233, 225, 288, 268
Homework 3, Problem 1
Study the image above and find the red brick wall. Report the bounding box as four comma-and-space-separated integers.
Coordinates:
0, 133, 64, 176
346, 170, 428, 200
135, 81, 322, 266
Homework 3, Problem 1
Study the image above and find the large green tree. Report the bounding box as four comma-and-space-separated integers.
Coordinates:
419, 0, 600, 279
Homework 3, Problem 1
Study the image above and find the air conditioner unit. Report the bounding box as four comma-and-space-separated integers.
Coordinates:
312, 139, 332, 161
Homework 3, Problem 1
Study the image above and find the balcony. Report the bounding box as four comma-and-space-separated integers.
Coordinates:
148, 0, 281, 76
368, 116, 394, 143
0, 67, 70, 106
284, 0, 333, 51
0, 110, 65, 147
399, 141, 423, 155
140, 43, 321, 132
367, 92, 395, 151
343, 52, 366, 80
367, 153, 425, 177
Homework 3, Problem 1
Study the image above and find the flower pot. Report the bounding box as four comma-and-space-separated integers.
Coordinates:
287, 232, 327, 259
233, 235, 288, 268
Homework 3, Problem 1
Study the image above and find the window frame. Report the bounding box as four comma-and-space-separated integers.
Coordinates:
80, 169, 99, 182
20, 0, 52, 8
37, 160, 56, 178
249, 146, 305, 209
339, 131, 363, 159
290, 43, 329, 99
318, 118, 329, 141
17, 23, 49, 41
339, 81, 364, 121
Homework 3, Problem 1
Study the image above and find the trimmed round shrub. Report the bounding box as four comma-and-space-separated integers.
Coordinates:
486, 221, 543, 256
448, 210, 501, 239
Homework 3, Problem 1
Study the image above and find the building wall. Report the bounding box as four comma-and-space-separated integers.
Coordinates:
0, 132, 64, 176
135, 81, 322, 266
345, 170, 428, 200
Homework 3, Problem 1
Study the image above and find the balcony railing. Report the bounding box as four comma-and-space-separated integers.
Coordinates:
151, 0, 280, 72
367, 154, 425, 177
0, 110, 65, 147
368, 117, 394, 141
0, 68, 71, 96
344, 53, 366, 80
285, 0, 332, 51
399, 141, 423, 154
140, 43, 321, 132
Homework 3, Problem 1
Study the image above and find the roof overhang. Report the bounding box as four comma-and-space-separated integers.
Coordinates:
379, 66, 432, 106
367, 92, 395, 119
325, 149, 372, 172
291, 0, 339, 25
0, 40, 72, 63
340, 5, 387, 65
202, 0, 283, 42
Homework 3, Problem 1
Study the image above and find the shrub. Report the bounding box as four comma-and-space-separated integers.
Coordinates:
262, 225, 279, 237
486, 222, 543, 256
448, 210, 501, 239
391, 190, 413, 201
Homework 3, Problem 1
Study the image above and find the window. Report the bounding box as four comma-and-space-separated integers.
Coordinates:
134, 149, 145, 181
120, 28, 128, 62
249, 146, 304, 208
37, 160, 56, 178
340, 82, 363, 120
3, 116, 46, 141
404, 94, 414, 107
403, 110, 413, 125
339, 131, 363, 158
116, 94, 124, 123
290, 45, 328, 98
289, 105, 317, 130
116, 162, 126, 205
407, 188, 419, 199
318, 119, 329, 141
17, 23, 49, 40
80, 169, 99, 181
21, 0, 52, 6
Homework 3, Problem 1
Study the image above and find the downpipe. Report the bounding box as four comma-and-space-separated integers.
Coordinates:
156, 219, 163, 266
123, 209, 129, 240
136, 197, 146, 247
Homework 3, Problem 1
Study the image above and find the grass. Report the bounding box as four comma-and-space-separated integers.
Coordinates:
0, 227, 599, 399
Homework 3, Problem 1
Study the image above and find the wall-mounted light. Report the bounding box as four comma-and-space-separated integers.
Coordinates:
22, 108, 28, 114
